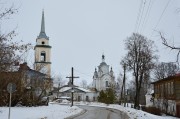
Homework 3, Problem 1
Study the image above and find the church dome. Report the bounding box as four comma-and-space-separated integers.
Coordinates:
100, 62, 107, 66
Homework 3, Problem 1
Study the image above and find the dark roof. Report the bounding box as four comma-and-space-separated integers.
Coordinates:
18, 62, 46, 76
151, 74, 180, 84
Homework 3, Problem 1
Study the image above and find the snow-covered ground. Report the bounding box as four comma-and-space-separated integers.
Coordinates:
0, 101, 179, 119
0, 103, 82, 119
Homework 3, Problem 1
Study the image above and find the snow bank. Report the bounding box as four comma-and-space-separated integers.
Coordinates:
0, 103, 82, 119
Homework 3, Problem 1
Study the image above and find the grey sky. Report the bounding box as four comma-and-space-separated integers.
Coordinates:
3, 0, 180, 85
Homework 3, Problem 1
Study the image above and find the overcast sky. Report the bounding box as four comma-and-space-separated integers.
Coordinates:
3, 0, 180, 85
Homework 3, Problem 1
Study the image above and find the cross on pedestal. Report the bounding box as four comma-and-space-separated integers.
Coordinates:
66, 67, 79, 107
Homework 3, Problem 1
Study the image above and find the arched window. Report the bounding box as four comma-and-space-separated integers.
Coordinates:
106, 81, 108, 87
41, 51, 46, 61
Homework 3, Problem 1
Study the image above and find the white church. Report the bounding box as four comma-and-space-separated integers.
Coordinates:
92, 54, 115, 91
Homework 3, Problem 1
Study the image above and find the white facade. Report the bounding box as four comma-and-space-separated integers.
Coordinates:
154, 99, 176, 116
92, 55, 115, 91
54, 86, 98, 102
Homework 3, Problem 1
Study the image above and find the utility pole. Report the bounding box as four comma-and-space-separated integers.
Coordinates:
66, 67, 79, 107
123, 63, 126, 107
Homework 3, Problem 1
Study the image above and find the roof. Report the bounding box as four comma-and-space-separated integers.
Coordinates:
77, 87, 91, 93
59, 87, 71, 92
100, 62, 107, 66
59, 86, 92, 93
151, 74, 180, 84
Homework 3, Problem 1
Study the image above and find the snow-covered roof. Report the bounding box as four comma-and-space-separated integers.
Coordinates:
59, 96, 71, 99
59, 87, 71, 92
77, 87, 91, 93
59, 86, 92, 93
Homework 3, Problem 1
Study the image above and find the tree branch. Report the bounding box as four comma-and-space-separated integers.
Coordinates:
159, 31, 180, 62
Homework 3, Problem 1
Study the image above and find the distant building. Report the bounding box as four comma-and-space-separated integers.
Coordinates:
152, 74, 180, 117
34, 11, 52, 77
92, 54, 115, 91
53, 79, 97, 102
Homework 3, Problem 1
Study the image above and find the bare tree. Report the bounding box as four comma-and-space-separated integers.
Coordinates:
0, 3, 31, 72
123, 33, 157, 109
116, 73, 123, 104
81, 79, 87, 88
154, 62, 179, 80
53, 75, 65, 87
0, 2, 38, 106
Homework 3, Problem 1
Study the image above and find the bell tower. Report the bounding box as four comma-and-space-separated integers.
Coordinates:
34, 11, 51, 77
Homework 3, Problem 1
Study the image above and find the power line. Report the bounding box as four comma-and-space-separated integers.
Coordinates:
150, 0, 172, 37
141, 0, 153, 33
136, 0, 146, 33
134, 0, 143, 33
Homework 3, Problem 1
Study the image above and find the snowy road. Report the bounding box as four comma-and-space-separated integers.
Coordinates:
71, 105, 129, 119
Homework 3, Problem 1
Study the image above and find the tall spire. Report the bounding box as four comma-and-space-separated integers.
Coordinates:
41, 10, 45, 33
38, 10, 48, 39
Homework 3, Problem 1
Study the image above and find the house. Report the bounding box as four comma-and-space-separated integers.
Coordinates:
152, 74, 180, 117
0, 62, 52, 106
18, 62, 52, 95
53, 83, 98, 102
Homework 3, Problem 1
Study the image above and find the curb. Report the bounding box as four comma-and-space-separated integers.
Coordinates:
64, 109, 87, 119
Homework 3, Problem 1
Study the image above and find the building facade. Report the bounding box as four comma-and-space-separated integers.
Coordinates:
54, 85, 97, 102
0, 62, 51, 106
152, 74, 180, 117
34, 11, 52, 77
92, 54, 115, 91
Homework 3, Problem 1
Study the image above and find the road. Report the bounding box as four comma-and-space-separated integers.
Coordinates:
71, 105, 129, 119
